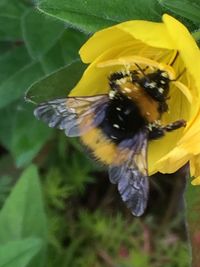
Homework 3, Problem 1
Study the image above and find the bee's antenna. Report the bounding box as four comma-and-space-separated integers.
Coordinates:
169, 51, 186, 81
169, 51, 179, 66
134, 63, 147, 77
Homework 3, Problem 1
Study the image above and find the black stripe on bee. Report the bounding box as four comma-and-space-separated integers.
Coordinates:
99, 91, 147, 143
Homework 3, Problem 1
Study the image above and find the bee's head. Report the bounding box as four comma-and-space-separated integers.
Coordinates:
139, 69, 170, 102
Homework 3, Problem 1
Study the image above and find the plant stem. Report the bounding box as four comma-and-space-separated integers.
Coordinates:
185, 172, 200, 267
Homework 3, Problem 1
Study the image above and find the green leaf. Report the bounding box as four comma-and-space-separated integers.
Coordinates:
0, 174, 13, 208
192, 30, 200, 43
0, 8, 88, 109
0, 101, 52, 167
0, 104, 17, 150
0, 102, 52, 166
0, 0, 26, 18
0, 46, 30, 83
22, 8, 65, 59
0, 45, 44, 109
0, 238, 42, 267
40, 27, 87, 73
60, 28, 88, 63
40, 40, 66, 74
25, 60, 87, 104
0, 155, 17, 179
0, 17, 22, 41
0, 41, 14, 56
0, 0, 27, 41
0, 165, 47, 267
0, 165, 47, 241
37, 0, 164, 33
0, 61, 44, 109
12, 104, 52, 167
159, 0, 200, 24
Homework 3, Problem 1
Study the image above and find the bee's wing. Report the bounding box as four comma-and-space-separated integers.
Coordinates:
34, 95, 109, 137
109, 130, 149, 216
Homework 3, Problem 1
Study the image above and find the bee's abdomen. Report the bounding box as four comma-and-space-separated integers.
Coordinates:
99, 93, 146, 143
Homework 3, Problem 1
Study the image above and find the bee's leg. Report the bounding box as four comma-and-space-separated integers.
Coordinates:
147, 122, 166, 140
148, 119, 186, 140
158, 101, 169, 113
162, 119, 186, 132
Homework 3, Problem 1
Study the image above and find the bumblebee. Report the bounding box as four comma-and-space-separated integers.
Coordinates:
34, 59, 186, 216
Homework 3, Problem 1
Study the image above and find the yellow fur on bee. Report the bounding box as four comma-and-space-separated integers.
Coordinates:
120, 82, 160, 122
81, 128, 117, 165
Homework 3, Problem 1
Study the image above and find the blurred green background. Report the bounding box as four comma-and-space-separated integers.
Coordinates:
1, 0, 200, 266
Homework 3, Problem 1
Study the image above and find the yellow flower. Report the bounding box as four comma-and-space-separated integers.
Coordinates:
69, 14, 200, 184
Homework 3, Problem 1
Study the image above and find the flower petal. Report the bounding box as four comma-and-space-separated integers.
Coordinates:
70, 44, 135, 96
191, 177, 200, 185
177, 118, 200, 155
149, 146, 190, 174
79, 27, 133, 63
73, 15, 200, 180
117, 20, 174, 49
149, 15, 200, 173
163, 14, 200, 98
173, 81, 193, 104
70, 43, 171, 97
80, 18, 175, 63
148, 80, 192, 174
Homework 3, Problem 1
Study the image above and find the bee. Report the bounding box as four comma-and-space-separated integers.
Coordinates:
34, 58, 186, 216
